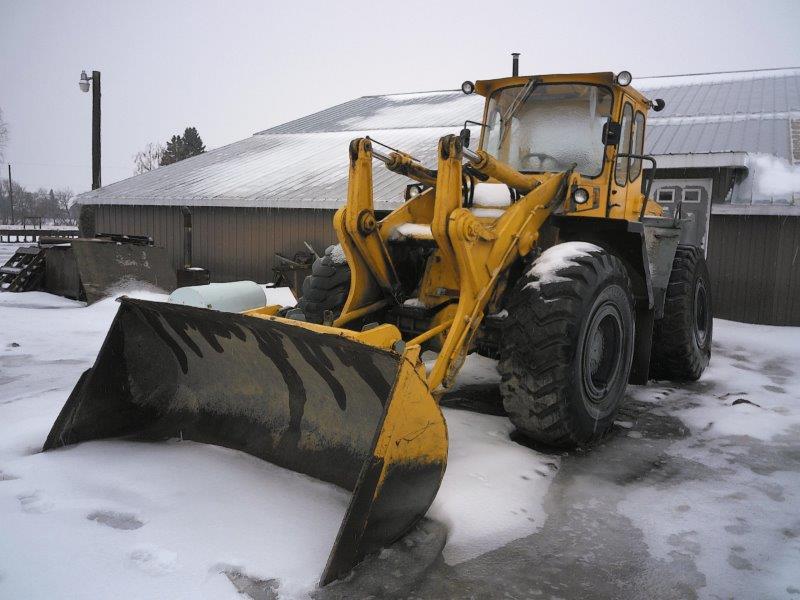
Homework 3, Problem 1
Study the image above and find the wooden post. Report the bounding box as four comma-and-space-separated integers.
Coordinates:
79, 70, 100, 238
92, 70, 101, 191
7, 163, 13, 225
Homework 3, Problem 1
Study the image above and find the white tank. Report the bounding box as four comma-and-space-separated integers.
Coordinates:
168, 281, 268, 313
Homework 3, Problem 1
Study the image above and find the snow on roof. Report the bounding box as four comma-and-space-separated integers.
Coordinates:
636, 67, 800, 90
79, 67, 800, 208
78, 127, 466, 209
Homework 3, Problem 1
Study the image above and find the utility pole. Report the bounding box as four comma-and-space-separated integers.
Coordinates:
7, 163, 13, 225
78, 69, 100, 236
91, 70, 101, 190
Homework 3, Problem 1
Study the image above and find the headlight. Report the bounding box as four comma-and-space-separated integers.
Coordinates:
572, 187, 590, 205
461, 80, 475, 95
616, 71, 632, 86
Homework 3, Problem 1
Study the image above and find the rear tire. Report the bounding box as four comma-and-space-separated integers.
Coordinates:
498, 244, 635, 447
294, 245, 350, 324
650, 245, 712, 381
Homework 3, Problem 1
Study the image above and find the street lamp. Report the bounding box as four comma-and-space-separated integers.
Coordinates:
78, 69, 101, 190
78, 70, 91, 92
78, 69, 101, 237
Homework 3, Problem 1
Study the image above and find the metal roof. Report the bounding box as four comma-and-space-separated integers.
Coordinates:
639, 68, 800, 160
79, 68, 800, 208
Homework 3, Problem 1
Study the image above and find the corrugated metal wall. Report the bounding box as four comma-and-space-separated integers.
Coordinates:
94, 205, 338, 283
707, 214, 800, 325
95, 205, 800, 326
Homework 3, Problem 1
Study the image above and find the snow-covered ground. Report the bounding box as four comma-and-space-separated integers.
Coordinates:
0, 289, 557, 599
1, 286, 798, 599
618, 321, 800, 599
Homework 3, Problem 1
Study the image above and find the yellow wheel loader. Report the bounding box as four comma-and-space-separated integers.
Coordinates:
44, 65, 712, 585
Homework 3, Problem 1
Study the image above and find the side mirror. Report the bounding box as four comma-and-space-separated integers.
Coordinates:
652, 98, 666, 112
602, 120, 622, 146
459, 127, 471, 148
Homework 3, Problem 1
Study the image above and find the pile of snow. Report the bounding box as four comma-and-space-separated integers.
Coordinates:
749, 153, 800, 197
524, 241, 602, 288
0, 290, 555, 598
431, 408, 556, 564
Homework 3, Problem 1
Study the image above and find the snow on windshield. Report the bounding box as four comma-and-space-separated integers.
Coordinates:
484, 83, 612, 177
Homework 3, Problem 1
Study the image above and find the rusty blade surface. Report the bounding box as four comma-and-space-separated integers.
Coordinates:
44, 298, 401, 489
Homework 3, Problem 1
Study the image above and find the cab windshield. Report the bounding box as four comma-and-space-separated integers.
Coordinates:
483, 83, 612, 177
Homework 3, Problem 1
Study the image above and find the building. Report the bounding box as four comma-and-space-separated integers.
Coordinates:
78, 68, 800, 325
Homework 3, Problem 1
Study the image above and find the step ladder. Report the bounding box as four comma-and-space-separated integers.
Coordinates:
0, 245, 46, 292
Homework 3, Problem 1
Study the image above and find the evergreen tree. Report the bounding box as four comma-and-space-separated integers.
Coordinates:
182, 127, 206, 156
159, 127, 206, 166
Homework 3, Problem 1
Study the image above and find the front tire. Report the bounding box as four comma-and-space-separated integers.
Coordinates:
499, 244, 635, 447
649, 245, 712, 381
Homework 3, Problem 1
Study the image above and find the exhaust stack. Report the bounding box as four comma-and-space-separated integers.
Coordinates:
512, 52, 520, 77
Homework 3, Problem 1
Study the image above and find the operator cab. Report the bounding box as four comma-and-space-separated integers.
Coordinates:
462, 71, 665, 221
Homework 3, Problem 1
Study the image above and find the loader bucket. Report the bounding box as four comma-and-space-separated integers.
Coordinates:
43, 298, 448, 585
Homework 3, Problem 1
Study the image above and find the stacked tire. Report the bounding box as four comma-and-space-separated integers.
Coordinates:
294, 245, 351, 324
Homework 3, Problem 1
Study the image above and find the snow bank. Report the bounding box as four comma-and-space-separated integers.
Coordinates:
430, 408, 557, 564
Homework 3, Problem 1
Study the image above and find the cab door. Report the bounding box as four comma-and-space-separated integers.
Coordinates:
608, 100, 634, 219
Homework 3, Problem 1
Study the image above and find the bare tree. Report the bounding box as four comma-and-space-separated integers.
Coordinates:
53, 188, 76, 225
0, 107, 8, 161
133, 142, 165, 175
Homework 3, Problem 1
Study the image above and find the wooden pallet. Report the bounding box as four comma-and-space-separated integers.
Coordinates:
0, 245, 46, 292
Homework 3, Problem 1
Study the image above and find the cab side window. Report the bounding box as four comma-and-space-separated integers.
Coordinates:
629, 111, 645, 181
615, 103, 633, 186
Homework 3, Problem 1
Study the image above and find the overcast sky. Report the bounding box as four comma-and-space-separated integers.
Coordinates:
2, 0, 799, 194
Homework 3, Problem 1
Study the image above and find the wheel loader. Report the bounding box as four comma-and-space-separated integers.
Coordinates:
44, 65, 712, 586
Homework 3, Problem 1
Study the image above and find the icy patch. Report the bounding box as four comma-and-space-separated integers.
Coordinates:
524, 241, 602, 289
620, 318, 800, 599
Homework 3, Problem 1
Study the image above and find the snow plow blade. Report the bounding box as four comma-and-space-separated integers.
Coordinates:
43, 298, 448, 585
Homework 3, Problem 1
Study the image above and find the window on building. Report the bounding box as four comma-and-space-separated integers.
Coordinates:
682, 188, 701, 203
657, 189, 674, 203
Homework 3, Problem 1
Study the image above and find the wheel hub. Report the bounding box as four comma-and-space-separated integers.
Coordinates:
581, 302, 624, 403
694, 280, 709, 348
